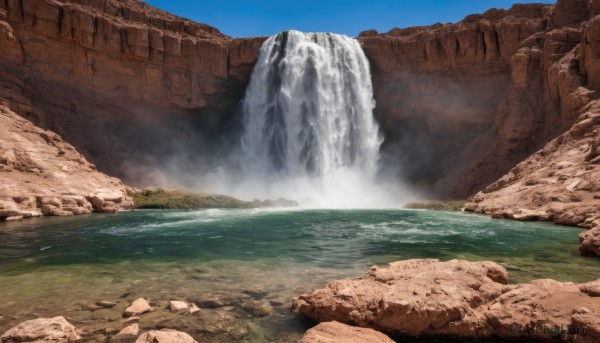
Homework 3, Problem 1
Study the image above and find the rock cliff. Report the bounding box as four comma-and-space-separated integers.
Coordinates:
464, 0, 600, 256
0, 0, 265, 188
0, 0, 597, 205
358, 1, 598, 198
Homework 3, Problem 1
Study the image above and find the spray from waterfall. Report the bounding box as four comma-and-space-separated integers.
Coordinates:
227, 30, 404, 208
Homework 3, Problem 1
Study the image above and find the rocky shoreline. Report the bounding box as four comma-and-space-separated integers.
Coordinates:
2, 259, 599, 342
294, 259, 600, 342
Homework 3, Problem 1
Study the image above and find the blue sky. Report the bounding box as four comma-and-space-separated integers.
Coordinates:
143, 1, 556, 38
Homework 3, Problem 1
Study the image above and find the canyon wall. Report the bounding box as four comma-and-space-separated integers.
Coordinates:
0, 0, 597, 202
359, 2, 594, 197
465, 0, 600, 256
0, 0, 265, 189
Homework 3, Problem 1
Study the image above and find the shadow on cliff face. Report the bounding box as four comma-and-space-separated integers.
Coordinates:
109, 77, 248, 192
8, 59, 511, 202
373, 71, 511, 199
14, 69, 248, 194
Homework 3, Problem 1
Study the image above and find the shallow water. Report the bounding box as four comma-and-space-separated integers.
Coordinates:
0, 209, 598, 342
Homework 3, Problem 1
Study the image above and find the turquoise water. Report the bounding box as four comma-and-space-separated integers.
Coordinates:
0, 209, 598, 341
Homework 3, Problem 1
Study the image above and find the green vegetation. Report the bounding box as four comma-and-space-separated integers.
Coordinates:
404, 200, 466, 212
132, 189, 253, 210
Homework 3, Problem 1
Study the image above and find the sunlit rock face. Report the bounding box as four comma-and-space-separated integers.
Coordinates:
0, 105, 133, 220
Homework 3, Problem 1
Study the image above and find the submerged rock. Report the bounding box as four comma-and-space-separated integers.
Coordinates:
195, 296, 224, 309
188, 303, 201, 315
300, 321, 395, 343
251, 302, 273, 317
97, 300, 118, 308
294, 259, 600, 341
1, 316, 80, 342
123, 298, 153, 318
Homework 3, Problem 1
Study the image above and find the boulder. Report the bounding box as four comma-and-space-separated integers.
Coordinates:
1, 316, 80, 342
123, 298, 153, 318
136, 329, 197, 343
580, 279, 600, 296
300, 321, 395, 343
110, 323, 138, 343
168, 300, 189, 314
294, 259, 507, 336
294, 260, 600, 340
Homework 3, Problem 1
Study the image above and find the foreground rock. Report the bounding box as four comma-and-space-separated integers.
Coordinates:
0, 106, 133, 221
1, 316, 80, 342
300, 321, 395, 343
136, 329, 197, 343
294, 259, 600, 341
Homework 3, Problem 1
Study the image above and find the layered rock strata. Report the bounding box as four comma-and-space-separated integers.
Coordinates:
0, 105, 133, 220
294, 259, 600, 342
0, 0, 265, 187
359, 0, 599, 197
465, 0, 600, 256
0, 0, 595, 198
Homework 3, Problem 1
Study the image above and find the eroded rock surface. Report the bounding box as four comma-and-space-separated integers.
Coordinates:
464, 90, 600, 255
0, 0, 265, 190
0, 316, 80, 342
0, 105, 133, 220
462, 0, 600, 254
299, 321, 395, 343
358, 0, 600, 198
294, 259, 600, 341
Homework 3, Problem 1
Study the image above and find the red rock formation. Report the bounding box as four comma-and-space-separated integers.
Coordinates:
0, 105, 133, 219
357, 1, 600, 198
294, 259, 600, 342
0, 0, 265, 187
464, 0, 600, 256
0, 0, 263, 109
0, 0, 597, 203
300, 321, 395, 343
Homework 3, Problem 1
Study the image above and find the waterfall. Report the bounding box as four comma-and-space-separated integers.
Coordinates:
231, 30, 395, 208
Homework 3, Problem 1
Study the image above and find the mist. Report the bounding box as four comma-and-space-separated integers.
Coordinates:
121, 31, 417, 209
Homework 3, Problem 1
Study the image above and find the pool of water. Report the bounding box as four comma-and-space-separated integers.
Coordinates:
0, 209, 598, 342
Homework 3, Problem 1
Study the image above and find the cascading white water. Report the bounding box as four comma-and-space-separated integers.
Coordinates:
231, 30, 399, 208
